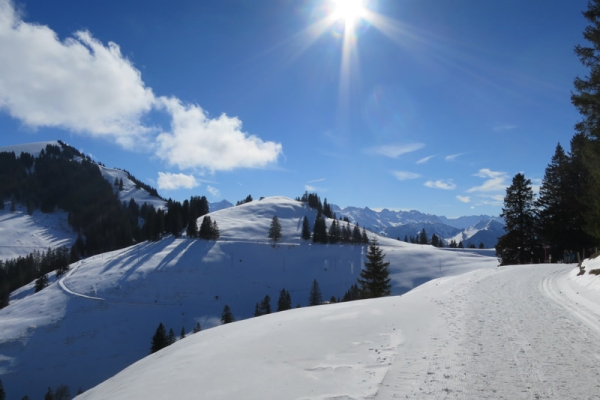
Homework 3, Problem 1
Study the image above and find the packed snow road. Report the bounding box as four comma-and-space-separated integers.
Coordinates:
378, 264, 600, 399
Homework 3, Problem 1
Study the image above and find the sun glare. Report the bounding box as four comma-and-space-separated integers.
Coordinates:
330, 0, 366, 26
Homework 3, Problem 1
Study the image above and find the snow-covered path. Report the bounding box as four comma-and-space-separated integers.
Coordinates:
378, 264, 600, 399
77, 264, 600, 400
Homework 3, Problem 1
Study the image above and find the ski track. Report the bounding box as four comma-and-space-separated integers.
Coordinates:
376, 264, 600, 399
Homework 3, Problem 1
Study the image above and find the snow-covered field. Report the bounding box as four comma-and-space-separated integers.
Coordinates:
77, 263, 600, 400
0, 204, 76, 261
0, 197, 499, 398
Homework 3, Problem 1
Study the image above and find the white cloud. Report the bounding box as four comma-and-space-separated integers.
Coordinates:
0, 1, 155, 148
0, 1, 283, 170
445, 153, 465, 161
468, 169, 509, 193
156, 97, 283, 171
424, 180, 456, 190
457, 195, 470, 203
369, 143, 424, 158
416, 155, 435, 164
307, 178, 326, 183
157, 172, 199, 190
207, 185, 220, 197
391, 171, 421, 181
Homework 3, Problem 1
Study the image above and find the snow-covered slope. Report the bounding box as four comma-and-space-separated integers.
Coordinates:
0, 196, 497, 398
0, 203, 76, 261
76, 262, 600, 400
0, 141, 59, 158
98, 165, 166, 210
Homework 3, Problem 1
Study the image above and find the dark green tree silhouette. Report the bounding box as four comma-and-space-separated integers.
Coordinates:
277, 288, 292, 311
268, 215, 282, 244
221, 304, 235, 324
150, 322, 169, 354
301, 216, 311, 240
308, 279, 322, 306
496, 173, 540, 265
357, 239, 391, 299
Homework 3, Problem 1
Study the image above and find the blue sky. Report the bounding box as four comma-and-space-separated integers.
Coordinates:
0, 0, 589, 216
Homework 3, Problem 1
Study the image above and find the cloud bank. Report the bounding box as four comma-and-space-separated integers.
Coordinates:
0, 0, 282, 171
157, 172, 199, 190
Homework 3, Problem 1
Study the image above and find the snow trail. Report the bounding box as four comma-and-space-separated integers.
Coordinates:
377, 264, 600, 399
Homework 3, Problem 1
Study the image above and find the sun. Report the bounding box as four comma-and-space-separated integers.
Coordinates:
330, 0, 367, 26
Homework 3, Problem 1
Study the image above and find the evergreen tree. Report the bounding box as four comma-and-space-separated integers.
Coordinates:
301, 216, 311, 240
419, 228, 428, 245
255, 295, 272, 316
357, 239, 392, 299
328, 219, 340, 243
536, 143, 575, 260
150, 322, 169, 354
352, 224, 362, 243
180, 326, 186, 339
167, 328, 176, 345
44, 387, 54, 400
277, 288, 292, 311
211, 220, 220, 240
308, 279, 322, 306
186, 219, 198, 238
342, 283, 361, 302
496, 173, 540, 265
478, 242, 485, 249
362, 227, 369, 243
54, 385, 70, 400
193, 322, 202, 333
571, 0, 600, 242
431, 234, 440, 247
34, 272, 49, 293
458, 240, 464, 249
221, 304, 235, 324
312, 213, 328, 244
0, 379, 4, 400
268, 215, 283, 244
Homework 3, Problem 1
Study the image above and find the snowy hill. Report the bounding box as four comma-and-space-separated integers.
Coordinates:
98, 165, 166, 210
75, 262, 600, 400
0, 203, 76, 261
0, 196, 498, 398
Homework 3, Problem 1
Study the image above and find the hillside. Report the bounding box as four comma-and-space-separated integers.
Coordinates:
75, 262, 600, 400
0, 196, 498, 399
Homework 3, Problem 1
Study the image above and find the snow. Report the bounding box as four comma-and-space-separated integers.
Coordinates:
98, 165, 166, 210
2, 195, 600, 399
76, 263, 600, 400
0, 141, 59, 158
0, 203, 76, 261
0, 196, 498, 398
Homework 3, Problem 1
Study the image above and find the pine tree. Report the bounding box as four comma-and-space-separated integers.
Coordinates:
496, 173, 540, 265
571, 0, 600, 242
44, 387, 54, 400
180, 326, 186, 339
54, 385, 70, 400
0, 379, 5, 400
167, 328, 176, 345
150, 322, 169, 354
431, 234, 440, 247
312, 213, 328, 244
301, 216, 311, 240
186, 219, 198, 238
308, 279, 323, 306
357, 239, 391, 299
221, 304, 235, 324
277, 288, 292, 311
328, 219, 340, 243
419, 228, 428, 245
536, 143, 575, 260
34, 272, 49, 293
268, 215, 282, 244
342, 283, 361, 302
193, 322, 202, 333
